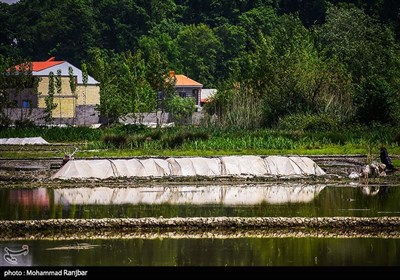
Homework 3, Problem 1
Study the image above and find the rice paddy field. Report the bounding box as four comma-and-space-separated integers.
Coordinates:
1, 125, 400, 268
0, 125, 399, 164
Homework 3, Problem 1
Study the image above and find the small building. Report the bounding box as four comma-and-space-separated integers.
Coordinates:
170, 71, 203, 107
200, 89, 217, 106
5, 57, 100, 126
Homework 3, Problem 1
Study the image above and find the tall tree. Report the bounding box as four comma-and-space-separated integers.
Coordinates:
87, 48, 157, 124
81, 63, 88, 126
317, 4, 400, 125
176, 24, 222, 87
68, 66, 77, 125
55, 69, 62, 123
44, 71, 57, 123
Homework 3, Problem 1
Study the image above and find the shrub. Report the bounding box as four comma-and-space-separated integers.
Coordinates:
161, 130, 210, 148
394, 131, 400, 145
102, 134, 129, 148
14, 119, 36, 128
277, 113, 339, 132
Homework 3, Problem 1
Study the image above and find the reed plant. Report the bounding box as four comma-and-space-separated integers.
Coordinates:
1, 123, 399, 157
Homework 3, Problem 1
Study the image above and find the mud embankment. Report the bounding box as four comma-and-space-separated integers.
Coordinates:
1, 217, 400, 240
0, 155, 368, 182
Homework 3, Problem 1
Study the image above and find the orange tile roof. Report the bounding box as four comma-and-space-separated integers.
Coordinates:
31, 57, 64, 71
13, 57, 64, 72
175, 74, 202, 87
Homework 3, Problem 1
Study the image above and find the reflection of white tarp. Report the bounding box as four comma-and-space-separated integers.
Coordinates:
0, 137, 49, 145
52, 156, 325, 180
54, 184, 326, 205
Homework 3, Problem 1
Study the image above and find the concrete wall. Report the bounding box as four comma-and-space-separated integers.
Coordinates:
3, 108, 47, 125
121, 111, 204, 126
75, 105, 100, 126
3, 105, 100, 126
121, 112, 172, 124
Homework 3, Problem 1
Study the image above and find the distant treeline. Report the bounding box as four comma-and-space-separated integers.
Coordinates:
1, 0, 400, 128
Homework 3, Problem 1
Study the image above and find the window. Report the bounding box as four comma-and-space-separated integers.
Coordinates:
179, 92, 186, 98
22, 100, 31, 108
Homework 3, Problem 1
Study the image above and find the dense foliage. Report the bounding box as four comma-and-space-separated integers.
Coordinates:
1, 0, 400, 128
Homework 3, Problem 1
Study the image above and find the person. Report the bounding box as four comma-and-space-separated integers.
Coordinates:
380, 147, 395, 172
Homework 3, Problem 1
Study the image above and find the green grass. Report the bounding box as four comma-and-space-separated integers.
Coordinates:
2, 144, 399, 159
0, 125, 399, 158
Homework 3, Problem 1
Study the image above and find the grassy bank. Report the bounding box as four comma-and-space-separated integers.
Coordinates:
0, 124, 399, 160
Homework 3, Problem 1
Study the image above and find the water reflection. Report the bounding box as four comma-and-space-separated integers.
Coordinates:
9, 188, 50, 208
2, 183, 400, 220
361, 185, 389, 196
54, 184, 325, 206
1, 237, 400, 266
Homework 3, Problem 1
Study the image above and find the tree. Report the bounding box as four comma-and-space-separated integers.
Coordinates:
68, 66, 77, 125
316, 4, 400, 125
93, 0, 151, 53
0, 54, 12, 126
213, 24, 247, 81
139, 19, 184, 74
238, 6, 278, 48
44, 71, 57, 123
87, 48, 119, 124
81, 63, 88, 126
7, 60, 39, 125
208, 13, 354, 128
5, 0, 98, 64
87, 48, 157, 124
55, 69, 62, 124
175, 24, 222, 87
139, 34, 178, 125
117, 51, 157, 123
165, 94, 196, 125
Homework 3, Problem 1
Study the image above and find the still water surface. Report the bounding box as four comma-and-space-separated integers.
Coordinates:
1, 182, 400, 266
1, 183, 399, 220
1, 237, 400, 266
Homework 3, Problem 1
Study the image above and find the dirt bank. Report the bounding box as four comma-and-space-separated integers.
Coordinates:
0, 155, 368, 182
1, 217, 400, 239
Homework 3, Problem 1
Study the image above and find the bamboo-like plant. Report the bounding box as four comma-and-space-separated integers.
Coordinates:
56, 69, 62, 124
44, 71, 57, 123
81, 63, 88, 126
69, 66, 77, 125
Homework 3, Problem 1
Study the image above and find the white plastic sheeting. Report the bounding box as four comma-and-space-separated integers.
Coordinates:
0, 137, 49, 145
52, 156, 325, 180
54, 184, 326, 205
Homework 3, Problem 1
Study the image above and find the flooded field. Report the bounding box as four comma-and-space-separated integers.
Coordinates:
1, 183, 399, 220
1, 236, 400, 266
1, 162, 400, 266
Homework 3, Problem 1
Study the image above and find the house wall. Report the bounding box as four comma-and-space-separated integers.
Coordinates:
36, 76, 100, 121
5, 76, 101, 126
7, 88, 39, 108
75, 105, 100, 126
3, 106, 101, 126
75, 85, 100, 105
51, 97, 75, 118
175, 86, 201, 106
3, 108, 47, 125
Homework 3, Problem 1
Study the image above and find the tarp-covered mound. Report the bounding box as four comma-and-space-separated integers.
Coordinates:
52, 156, 325, 180
0, 137, 49, 145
